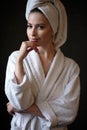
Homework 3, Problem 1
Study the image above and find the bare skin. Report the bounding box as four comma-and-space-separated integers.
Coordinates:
7, 11, 56, 118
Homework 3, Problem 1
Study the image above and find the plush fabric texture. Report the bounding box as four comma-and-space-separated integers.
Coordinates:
5, 49, 80, 130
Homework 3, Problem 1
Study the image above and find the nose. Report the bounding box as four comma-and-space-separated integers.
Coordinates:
31, 27, 37, 36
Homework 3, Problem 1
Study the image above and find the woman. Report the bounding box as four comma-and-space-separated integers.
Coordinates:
5, 0, 80, 130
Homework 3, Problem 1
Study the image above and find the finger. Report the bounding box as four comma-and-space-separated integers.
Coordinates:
33, 47, 39, 52
25, 41, 39, 48
27, 47, 33, 52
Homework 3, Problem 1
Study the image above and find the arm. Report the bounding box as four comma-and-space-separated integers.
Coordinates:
7, 102, 44, 118
5, 41, 38, 110
23, 103, 44, 118
5, 53, 34, 110
14, 41, 34, 84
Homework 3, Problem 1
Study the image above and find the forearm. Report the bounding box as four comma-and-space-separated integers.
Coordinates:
7, 102, 44, 118
15, 58, 25, 84
22, 103, 44, 118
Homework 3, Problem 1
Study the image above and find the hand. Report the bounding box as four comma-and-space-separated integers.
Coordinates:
23, 103, 44, 118
17, 41, 38, 62
7, 102, 16, 116
7, 102, 44, 118
14, 41, 38, 83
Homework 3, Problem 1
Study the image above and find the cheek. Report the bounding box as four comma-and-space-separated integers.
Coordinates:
26, 28, 30, 39
41, 30, 53, 41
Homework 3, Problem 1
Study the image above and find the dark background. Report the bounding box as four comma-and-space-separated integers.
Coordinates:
0, 0, 87, 129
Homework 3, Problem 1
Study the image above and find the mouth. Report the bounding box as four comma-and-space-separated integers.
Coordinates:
30, 38, 39, 42
30, 38, 40, 47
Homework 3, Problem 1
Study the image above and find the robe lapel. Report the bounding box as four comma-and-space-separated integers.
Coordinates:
28, 49, 65, 100
37, 49, 65, 100
28, 50, 45, 89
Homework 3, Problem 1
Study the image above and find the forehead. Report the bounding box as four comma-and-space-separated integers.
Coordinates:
28, 12, 50, 25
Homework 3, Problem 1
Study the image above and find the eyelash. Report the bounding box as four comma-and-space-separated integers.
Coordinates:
27, 24, 32, 28
27, 24, 44, 30
38, 26, 44, 29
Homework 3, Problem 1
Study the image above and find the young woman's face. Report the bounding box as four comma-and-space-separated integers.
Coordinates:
27, 11, 54, 48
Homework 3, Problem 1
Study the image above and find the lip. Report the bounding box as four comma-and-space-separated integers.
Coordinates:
30, 38, 39, 42
30, 40, 38, 42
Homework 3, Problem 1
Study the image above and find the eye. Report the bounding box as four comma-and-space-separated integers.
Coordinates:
37, 25, 45, 30
27, 23, 32, 29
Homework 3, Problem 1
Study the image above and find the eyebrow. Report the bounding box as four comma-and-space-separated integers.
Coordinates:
27, 22, 45, 26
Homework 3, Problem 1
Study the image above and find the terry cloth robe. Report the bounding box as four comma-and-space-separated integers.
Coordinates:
5, 48, 80, 130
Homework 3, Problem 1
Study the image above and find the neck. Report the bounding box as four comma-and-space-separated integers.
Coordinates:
37, 43, 56, 59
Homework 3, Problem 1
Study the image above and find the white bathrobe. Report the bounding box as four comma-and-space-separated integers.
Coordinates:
5, 48, 80, 130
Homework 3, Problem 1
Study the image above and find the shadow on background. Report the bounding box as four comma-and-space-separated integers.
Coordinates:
0, 0, 87, 129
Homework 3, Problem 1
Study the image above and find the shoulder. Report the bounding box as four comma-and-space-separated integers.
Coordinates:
9, 50, 19, 57
65, 56, 79, 68
9, 50, 19, 58
59, 49, 80, 72
6, 51, 19, 72
57, 49, 80, 73
8, 50, 19, 63
64, 56, 80, 75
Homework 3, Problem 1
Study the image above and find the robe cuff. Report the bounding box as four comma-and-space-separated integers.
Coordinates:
37, 101, 58, 126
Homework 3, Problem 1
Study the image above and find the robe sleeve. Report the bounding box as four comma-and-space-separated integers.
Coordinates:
4, 51, 34, 110
37, 62, 80, 127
